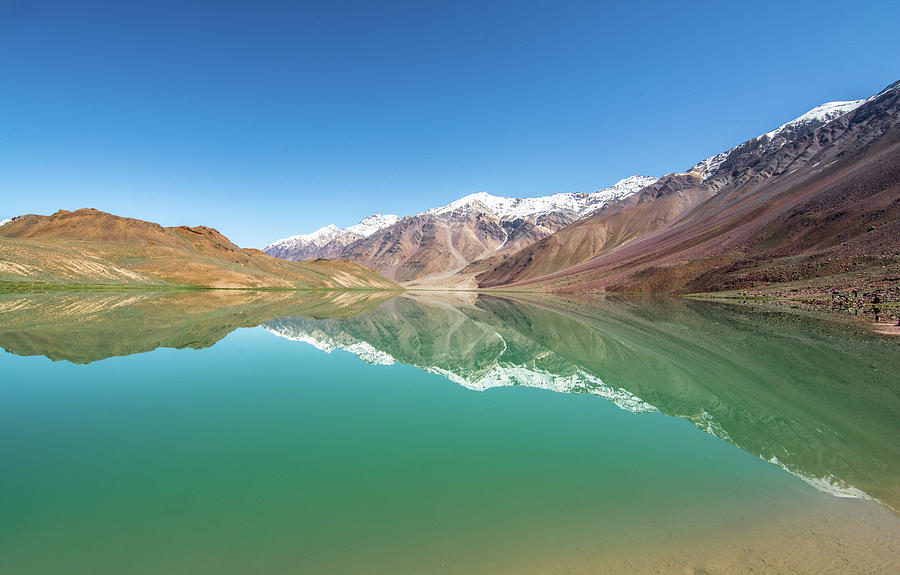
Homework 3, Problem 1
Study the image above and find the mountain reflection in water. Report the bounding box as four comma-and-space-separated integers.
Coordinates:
1, 289, 898, 513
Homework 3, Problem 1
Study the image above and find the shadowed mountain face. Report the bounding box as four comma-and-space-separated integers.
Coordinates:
0, 209, 399, 289
3, 290, 896, 513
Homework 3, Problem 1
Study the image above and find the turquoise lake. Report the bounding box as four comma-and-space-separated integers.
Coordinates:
1, 291, 898, 573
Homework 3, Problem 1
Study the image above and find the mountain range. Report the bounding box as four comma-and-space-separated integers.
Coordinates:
265, 175, 657, 286
265, 80, 900, 294
3, 80, 897, 296
263, 214, 401, 261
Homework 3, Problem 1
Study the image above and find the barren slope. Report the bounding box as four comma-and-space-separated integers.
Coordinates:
478, 81, 900, 295
477, 174, 707, 286
338, 208, 547, 283
0, 209, 399, 290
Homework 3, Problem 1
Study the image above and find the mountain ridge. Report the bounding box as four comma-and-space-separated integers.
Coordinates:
475, 80, 900, 294
264, 83, 897, 290
264, 214, 400, 261
264, 175, 658, 285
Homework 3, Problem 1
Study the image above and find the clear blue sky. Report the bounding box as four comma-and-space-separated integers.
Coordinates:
1, 0, 898, 247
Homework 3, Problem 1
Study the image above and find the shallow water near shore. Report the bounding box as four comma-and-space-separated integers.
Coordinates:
1, 291, 898, 573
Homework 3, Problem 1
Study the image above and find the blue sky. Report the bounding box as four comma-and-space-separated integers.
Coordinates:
1, 0, 898, 247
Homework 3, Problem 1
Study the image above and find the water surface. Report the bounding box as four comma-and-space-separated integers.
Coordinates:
1, 291, 898, 573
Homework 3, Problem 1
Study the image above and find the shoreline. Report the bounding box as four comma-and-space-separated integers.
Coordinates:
5, 280, 900, 336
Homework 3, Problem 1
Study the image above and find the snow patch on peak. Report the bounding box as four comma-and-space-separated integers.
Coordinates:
690, 97, 868, 180
265, 224, 340, 251
303, 224, 340, 241
264, 214, 399, 253
344, 214, 400, 237
424, 192, 503, 216
583, 175, 659, 210
611, 175, 657, 189
762, 99, 865, 141
425, 175, 658, 222
266, 176, 660, 254
0, 218, 10, 227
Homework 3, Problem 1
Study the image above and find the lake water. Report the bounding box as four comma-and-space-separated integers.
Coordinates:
1, 290, 898, 574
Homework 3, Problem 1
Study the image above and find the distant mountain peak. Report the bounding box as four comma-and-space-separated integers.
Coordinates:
301, 224, 340, 242
265, 224, 341, 251
0, 218, 10, 227
424, 175, 658, 222
343, 214, 401, 237
612, 174, 657, 188
424, 192, 502, 217
264, 176, 660, 279
263, 214, 400, 260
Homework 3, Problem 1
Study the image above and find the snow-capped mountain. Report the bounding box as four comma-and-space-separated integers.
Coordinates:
343, 214, 401, 237
425, 175, 657, 221
0, 218, 10, 227
763, 99, 866, 140
264, 214, 399, 261
276, 224, 342, 250
338, 176, 660, 284
476, 79, 900, 294
266, 82, 900, 286
690, 97, 869, 180
265, 176, 658, 283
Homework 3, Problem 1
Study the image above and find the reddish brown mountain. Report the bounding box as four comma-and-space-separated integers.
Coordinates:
477, 80, 900, 295
264, 177, 657, 287
0, 209, 399, 290
475, 174, 708, 286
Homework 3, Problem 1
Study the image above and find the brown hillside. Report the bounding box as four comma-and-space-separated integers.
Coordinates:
339, 209, 546, 285
476, 174, 706, 287
0, 209, 400, 290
